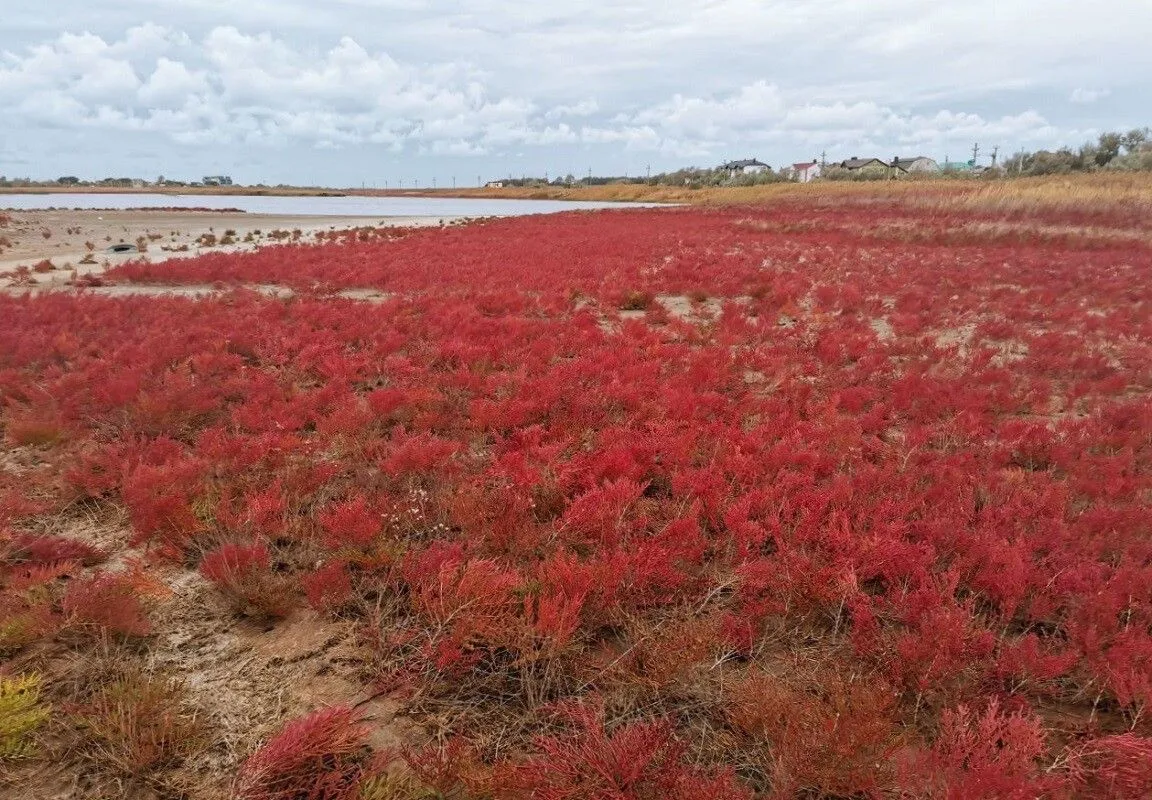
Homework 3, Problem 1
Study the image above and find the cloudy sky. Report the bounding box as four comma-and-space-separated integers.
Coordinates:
2, 0, 1149, 185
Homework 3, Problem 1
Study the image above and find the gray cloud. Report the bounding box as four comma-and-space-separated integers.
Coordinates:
1, 1, 1148, 184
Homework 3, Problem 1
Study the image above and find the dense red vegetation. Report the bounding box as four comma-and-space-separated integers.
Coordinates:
4, 201, 1152, 797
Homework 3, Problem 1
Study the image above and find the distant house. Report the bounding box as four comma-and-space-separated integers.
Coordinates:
720, 158, 770, 176
484, 180, 506, 188
791, 161, 821, 183
891, 156, 940, 173
203, 175, 234, 186
838, 157, 888, 171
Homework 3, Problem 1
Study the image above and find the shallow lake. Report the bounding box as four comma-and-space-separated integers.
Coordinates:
0, 193, 660, 217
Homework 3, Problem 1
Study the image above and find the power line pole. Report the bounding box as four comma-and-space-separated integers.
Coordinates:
971, 142, 980, 166
990, 146, 1000, 167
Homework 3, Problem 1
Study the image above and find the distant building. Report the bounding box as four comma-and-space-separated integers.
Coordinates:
838, 157, 888, 171
484, 180, 506, 188
791, 161, 821, 183
720, 158, 771, 176
203, 175, 234, 186
891, 156, 940, 173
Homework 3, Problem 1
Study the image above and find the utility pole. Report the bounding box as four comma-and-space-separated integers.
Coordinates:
646, 163, 651, 179
971, 142, 980, 166
452, 176, 456, 189
990, 146, 1000, 167
820, 150, 826, 168
587, 166, 592, 184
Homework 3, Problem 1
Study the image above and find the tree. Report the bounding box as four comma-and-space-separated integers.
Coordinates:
1121, 128, 1149, 154
1096, 132, 1123, 166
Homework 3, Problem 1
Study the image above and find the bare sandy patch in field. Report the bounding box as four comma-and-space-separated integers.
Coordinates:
0, 496, 417, 800
0, 209, 463, 289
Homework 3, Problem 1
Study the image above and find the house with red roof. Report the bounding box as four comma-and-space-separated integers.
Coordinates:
791, 160, 821, 183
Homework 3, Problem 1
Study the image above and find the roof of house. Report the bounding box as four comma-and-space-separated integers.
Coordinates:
892, 156, 936, 170
840, 157, 887, 169
792, 161, 818, 169
721, 158, 770, 169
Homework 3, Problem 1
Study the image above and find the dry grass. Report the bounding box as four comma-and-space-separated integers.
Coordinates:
431, 172, 1152, 217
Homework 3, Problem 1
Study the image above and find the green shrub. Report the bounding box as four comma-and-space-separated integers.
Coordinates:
0, 673, 50, 760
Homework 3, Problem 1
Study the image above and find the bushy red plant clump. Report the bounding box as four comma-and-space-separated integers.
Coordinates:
3, 532, 104, 566
4, 197, 1152, 795
512, 699, 752, 800
235, 706, 370, 800
61, 572, 153, 637
200, 542, 295, 618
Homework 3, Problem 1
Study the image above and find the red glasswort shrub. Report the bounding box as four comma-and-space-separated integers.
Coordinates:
200, 542, 295, 619
897, 698, 1050, 798
300, 561, 353, 614
61, 572, 152, 637
235, 706, 370, 800
319, 495, 379, 550
3, 532, 104, 566
1068, 734, 1152, 798
727, 669, 904, 796
508, 700, 751, 800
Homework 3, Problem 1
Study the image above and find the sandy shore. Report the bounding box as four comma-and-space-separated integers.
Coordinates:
0, 209, 462, 289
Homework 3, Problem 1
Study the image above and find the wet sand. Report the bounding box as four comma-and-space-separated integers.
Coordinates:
0, 209, 461, 289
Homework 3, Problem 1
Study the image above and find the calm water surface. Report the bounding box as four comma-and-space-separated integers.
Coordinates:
0, 193, 661, 217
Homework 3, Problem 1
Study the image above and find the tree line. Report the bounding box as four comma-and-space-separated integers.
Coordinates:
1004, 128, 1151, 175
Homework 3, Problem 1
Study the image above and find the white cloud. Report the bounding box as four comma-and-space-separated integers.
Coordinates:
1069, 87, 1110, 104
544, 99, 599, 119
138, 57, 211, 106
2, 3, 1148, 181
783, 102, 887, 131
0, 26, 1071, 164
